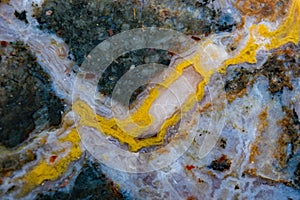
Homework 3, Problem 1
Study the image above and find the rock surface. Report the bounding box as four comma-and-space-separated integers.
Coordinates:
0, 0, 299, 200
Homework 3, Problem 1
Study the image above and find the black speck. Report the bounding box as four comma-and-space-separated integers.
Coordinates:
14, 10, 28, 24
208, 154, 231, 172
220, 138, 227, 149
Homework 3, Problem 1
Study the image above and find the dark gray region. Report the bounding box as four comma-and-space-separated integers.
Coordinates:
0, 41, 64, 148
36, 0, 239, 65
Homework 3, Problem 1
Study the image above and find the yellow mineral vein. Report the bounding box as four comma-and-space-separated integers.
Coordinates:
74, 0, 300, 152
19, 129, 82, 197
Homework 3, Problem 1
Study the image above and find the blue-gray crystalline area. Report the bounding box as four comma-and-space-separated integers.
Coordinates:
0, 0, 299, 199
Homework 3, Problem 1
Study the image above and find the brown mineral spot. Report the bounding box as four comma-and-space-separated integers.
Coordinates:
249, 144, 260, 163
258, 108, 268, 121
206, 170, 216, 177
2, 170, 13, 177
197, 178, 204, 183
245, 168, 257, 175
227, 88, 247, 103
185, 165, 195, 171
225, 43, 298, 103
258, 107, 268, 132
85, 73, 96, 80
225, 67, 255, 103
187, 196, 197, 200
156, 147, 169, 154
49, 155, 58, 163
249, 107, 268, 163
236, 0, 288, 23
0, 0, 10, 4
39, 137, 47, 145
198, 102, 212, 113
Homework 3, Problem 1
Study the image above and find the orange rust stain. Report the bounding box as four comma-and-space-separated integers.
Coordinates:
109, 29, 113, 37
156, 147, 170, 154
249, 144, 260, 163
39, 137, 47, 145
274, 108, 298, 168
56, 46, 67, 59
198, 102, 212, 113
227, 88, 247, 103
244, 169, 293, 186
274, 136, 289, 168
49, 155, 58, 163
258, 107, 268, 132
258, 108, 268, 121
84, 73, 96, 79
185, 165, 195, 171
187, 196, 197, 200
197, 178, 204, 183
206, 170, 215, 177
58, 179, 69, 188
3, 170, 13, 177
249, 107, 268, 163
245, 168, 257, 176
111, 182, 121, 196
64, 67, 70, 75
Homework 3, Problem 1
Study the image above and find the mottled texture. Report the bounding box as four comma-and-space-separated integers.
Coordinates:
0, 0, 299, 199
0, 41, 64, 148
225, 43, 300, 102
35, 0, 239, 65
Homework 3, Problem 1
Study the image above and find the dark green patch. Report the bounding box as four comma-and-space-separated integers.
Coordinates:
0, 41, 64, 148
35, 0, 239, 65
35, 0, 163, 65
14, 10, 28, 24
97, 48, 170, 103
294, 162, 300, 187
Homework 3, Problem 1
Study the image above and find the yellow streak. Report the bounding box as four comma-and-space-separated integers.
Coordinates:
221, 0, 300, 72
73, 42, 216, 152
19, 129, 82, 197
258, 2, 300, 49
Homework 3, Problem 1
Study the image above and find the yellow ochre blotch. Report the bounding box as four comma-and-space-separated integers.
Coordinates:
19, 129, 82, 197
